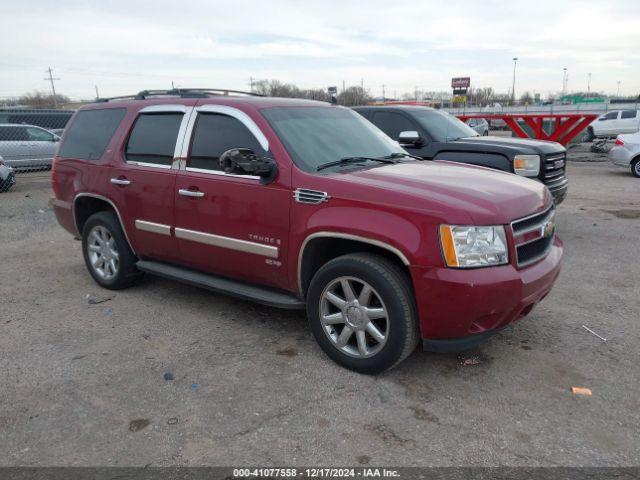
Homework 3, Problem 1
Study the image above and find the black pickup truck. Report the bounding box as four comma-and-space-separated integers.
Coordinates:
354, 105, 568, 204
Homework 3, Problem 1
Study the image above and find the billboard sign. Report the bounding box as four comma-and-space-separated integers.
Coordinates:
451, 77, 471, 89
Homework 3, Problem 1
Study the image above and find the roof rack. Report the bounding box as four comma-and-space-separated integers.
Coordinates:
95, 88, 263, 103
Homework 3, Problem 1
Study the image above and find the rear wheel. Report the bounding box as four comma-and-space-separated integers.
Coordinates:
81, 211, 143, 289
632, 158, 640, 178
306, 253, 419, 374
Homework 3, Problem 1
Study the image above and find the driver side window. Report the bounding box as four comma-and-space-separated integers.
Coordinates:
188, 113, 267, 171
26, 127, 54, 142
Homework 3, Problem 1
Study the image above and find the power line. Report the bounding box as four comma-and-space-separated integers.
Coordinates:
44, 67, 60, 107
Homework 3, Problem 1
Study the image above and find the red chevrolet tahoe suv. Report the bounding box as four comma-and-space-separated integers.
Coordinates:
52, 88, 562, 373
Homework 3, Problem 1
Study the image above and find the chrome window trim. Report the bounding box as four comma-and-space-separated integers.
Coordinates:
135, 219, 171, 236
174, 227, 279, 258
178, 105, 267, 178
193, 105, 269, 151
125, 106, 194, 170
184, 166, 260, 180
124, 160, 173, 169
72, 193, 136, 254
297, 232, 410, 294
139, 104, 188, 114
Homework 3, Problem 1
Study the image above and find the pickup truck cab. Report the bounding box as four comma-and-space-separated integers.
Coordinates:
353, 106, 569, 204
52, 89, 563, 373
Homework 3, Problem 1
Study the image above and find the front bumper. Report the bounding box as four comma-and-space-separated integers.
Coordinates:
608, 146, 633, 168
411, 237, 563, 351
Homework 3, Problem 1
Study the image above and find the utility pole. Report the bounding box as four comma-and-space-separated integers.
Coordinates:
512, 57, 518, 103
95, 85, 100, 100
361, 78, 364, 89
249, 77, 254, 92
342, 80, 345, 94
562, 67, 568, 98
617, 81, 621, 97
44, 67, 60, 108
381, 84, 385, 101
587, 73, 591, 97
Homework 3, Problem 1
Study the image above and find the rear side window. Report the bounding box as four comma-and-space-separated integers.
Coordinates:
126, 113, 183, 166
58, 108, 126, 160
371, 112, 417, 140
621, 110, 637, 119
188, 113, 267, 171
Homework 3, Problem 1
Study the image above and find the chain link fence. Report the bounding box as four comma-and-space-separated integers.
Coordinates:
0, 108, 74, 192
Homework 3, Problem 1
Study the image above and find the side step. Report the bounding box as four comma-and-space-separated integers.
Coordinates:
136, 260, 305, 310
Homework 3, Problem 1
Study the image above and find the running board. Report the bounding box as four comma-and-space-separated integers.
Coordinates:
136, 260, 305, 310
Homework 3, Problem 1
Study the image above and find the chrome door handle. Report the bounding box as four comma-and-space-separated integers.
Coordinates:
178, 189, 204, 198
110, 178, 131, 185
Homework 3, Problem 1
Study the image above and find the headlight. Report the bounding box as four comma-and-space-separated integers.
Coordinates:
439, 225, 508, 268
513, 154, 540, 177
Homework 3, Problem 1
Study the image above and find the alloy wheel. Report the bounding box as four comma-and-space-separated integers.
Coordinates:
87, 225, 120, 281
319, 276, 389, 358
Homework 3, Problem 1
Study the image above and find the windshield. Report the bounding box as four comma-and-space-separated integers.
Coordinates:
261, 106, 406, 172
412, 109, 479, 142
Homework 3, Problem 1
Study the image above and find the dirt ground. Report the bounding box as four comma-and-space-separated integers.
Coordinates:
1, 151, 639, 467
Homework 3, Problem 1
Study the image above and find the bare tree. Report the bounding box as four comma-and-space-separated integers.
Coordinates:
337, 86, 372, 106
15, 90, 71, 108
519, 91, 533, 104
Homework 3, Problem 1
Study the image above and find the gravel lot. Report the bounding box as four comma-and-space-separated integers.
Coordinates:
1, 151, 639, 467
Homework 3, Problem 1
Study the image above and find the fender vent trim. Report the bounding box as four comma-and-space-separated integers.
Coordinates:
293, 188, 330, 204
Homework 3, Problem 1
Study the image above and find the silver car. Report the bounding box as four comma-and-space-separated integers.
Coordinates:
0, 124, 60, 171
609, 132, 640, 178
466, 118, 489, 136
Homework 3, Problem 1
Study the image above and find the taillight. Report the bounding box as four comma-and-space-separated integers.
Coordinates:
615, 138, 625, 146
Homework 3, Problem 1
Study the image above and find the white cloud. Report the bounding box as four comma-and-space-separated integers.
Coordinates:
0, 0, 638, 99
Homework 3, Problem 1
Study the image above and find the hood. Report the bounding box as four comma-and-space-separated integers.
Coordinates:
335, 160, 551, 225
453, 136, 565, 155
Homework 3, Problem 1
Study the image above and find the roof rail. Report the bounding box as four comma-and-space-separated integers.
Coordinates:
95, 88, 263, 103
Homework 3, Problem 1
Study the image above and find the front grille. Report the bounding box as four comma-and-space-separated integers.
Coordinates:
511, 206, 556, 267
541, 153, 567, 191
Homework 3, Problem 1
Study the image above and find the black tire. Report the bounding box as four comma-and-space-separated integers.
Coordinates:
585, 127, 595, 142
632, 158, 640, 178
306, 253, 419, 374
81, 211, 143, 290
0, 171, 16, 193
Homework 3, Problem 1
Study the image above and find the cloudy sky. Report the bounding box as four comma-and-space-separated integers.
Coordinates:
1, 0, 638, 100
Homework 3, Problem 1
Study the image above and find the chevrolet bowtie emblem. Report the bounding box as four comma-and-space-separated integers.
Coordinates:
543, 220, 555, 237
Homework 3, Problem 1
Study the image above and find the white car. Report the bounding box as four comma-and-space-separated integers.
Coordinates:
587, 110, 640, 141
608, 132, 640, 178
466, 118, 489, 135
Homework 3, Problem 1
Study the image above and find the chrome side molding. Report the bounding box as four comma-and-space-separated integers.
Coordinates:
174, 227, 279, 258
135, 220, 171, 236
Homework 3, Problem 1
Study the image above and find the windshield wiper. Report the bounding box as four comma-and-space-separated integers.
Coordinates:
381, 152, 424, 161
316, 156, 398, 171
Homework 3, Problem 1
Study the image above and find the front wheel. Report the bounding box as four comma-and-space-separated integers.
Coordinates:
632, 158, 640, 178
306, 253, 419, 374
585, 127, 595, 142
82, 211, 143, 289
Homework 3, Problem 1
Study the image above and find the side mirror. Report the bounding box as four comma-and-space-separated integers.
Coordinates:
398, 130, 423, 147
219, 148, 278, 184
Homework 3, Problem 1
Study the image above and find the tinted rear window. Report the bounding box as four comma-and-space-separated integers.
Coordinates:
125, 113, 183, 166
58, 108, 126, 160
621, 110, 637, 119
